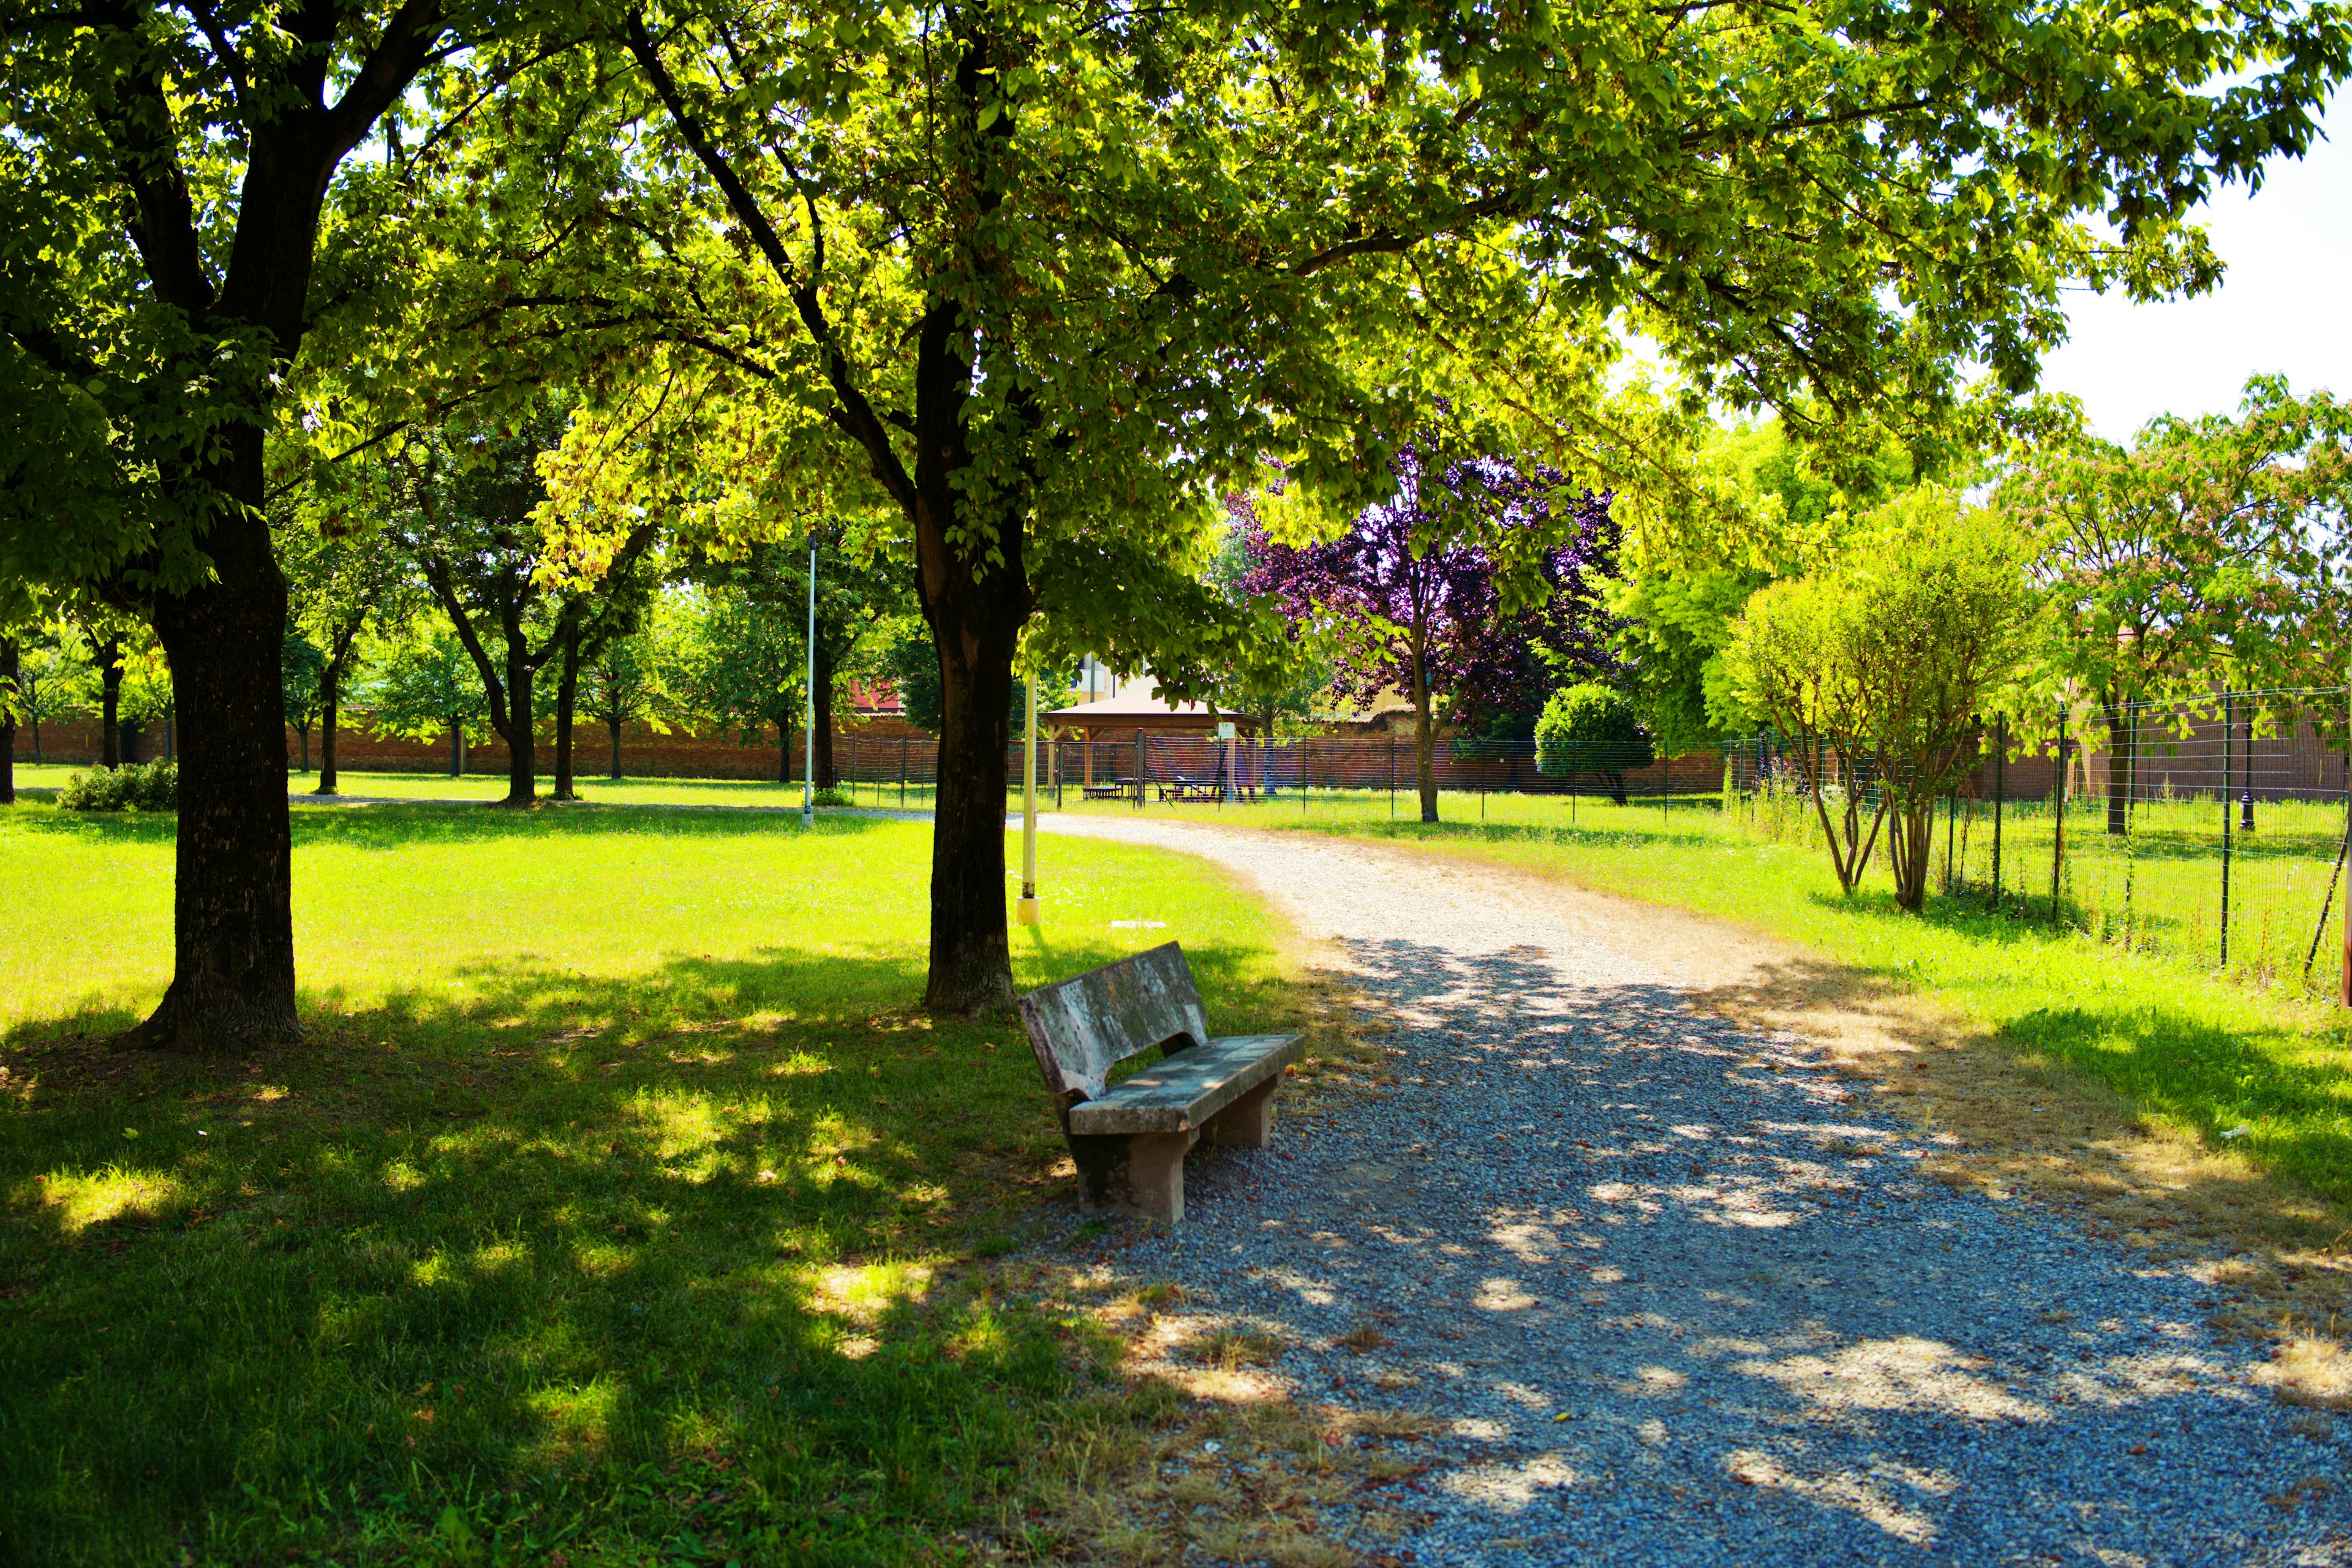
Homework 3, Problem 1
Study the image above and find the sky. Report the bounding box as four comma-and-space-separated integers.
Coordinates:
2038, 97, 2352, 442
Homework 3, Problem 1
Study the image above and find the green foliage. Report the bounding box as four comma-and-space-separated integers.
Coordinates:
365, 630, 491, 745
1535, 684, 1655, 800
1725, 490, 2039, 905
2001, 375, 2352, 729
56, 760, 176, 812
281, 628, 325, 733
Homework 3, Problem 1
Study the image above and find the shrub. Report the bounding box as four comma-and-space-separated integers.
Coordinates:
58, 760, 178, 812
810, 786, 854, 809
1534, 684, 1653, 802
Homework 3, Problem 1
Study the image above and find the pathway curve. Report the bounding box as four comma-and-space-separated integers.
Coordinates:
1040, 815, 2350, 1568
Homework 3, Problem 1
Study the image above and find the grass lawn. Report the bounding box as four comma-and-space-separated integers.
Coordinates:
0, 801, 1316, 1566
1247, 804, 2352, 1213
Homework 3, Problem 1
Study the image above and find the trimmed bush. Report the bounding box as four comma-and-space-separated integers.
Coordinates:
1534, 684, 1653, 803
57, 760, 178, 812
811, 786, 854, 808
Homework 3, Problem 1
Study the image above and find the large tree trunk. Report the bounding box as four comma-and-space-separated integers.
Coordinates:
923, 586, 1022, 1012
96, 637, 123, 768
1, 636, 17, 805
608, 713, 624, 780
1411, 636, 1438, 824
812, 636, 839, 789
137, 480, 301, 1052
552, 627, 580, 801
2103, 699, 2132, 837
315, 663, 341, 794
504, 631, 535, 804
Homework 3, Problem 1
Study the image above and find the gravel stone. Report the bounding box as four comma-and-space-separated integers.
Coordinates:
1039, 815, 2352, 1566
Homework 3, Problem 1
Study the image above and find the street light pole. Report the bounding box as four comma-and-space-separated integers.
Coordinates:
1018, 669, 1040, 923
802, 530, 816, 830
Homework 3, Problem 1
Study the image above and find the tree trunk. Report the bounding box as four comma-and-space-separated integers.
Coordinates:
135, 480, 302, 1052
2103, 700, 2132, 836
296, 725, 310, 773
1890, 801, 1934, 910
608, 714, 624, 780
97, 638, 123, 768
316, 663, 341, 794
813, 636, 839, 789
922, 586, 1022, 1012
778, 717, 793, 783
552, 627, 580, 801
1411, 637, 1438, 823
500, 627, 535, 804
1, 636, 17, 806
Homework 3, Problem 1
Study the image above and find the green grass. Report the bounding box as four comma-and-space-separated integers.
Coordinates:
1256, 802, 2352, 1210
0, 801, 1303, 1566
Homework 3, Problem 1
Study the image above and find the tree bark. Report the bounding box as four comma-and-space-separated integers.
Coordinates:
812, 635, 839, 789
316, 663, 341, 794
552, 625, 580, 801
95, 636, 123, 769
608, 714, 624, 780
1411, 631, 1438, 823
1889, 801, 1934, 910
1, 636, 17, 805
778, 717, 793, 783
922, 571, 1023, 1012
502, 619, 535, 804
135, 476, 302, 1052
296, 725, 310, 773
2103, 699, 2132, 837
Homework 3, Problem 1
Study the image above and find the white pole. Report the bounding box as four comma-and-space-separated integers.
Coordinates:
802, 532, 816, 829
1018, 669, 1039, 923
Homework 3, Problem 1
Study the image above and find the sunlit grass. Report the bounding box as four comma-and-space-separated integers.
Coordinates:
0, 802, 1302, 1566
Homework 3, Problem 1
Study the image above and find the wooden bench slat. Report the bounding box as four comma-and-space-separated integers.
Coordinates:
1068, 1033, 1305, 1134
1015, 941, 1207, 1106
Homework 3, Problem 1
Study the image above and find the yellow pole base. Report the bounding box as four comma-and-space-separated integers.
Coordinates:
1016, 897, 1041, 925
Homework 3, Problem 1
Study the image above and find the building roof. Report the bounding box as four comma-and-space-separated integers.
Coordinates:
1045, 694, 1261, 729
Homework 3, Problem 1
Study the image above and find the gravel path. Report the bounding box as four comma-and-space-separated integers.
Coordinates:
1040, 815, 2352, 1567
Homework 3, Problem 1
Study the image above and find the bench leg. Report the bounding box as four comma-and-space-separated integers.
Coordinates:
1069, 1129, 1197, 1224
1204, 1076, 1279, 1148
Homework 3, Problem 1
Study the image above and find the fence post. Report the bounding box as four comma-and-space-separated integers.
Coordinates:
2222, 690, 2234, 968
1390, 736, 1396, 819
2051, 704, 2066, 925
1136, 730, 1147, 808
900, 736, 908, 807
1991, 715, 2005, 914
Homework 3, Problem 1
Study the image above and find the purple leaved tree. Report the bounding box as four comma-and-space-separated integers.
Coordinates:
1245, 439, 1619, 821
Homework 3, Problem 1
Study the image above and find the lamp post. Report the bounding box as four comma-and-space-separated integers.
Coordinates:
802, 529, 816, 831
1018, 670, 1040, 923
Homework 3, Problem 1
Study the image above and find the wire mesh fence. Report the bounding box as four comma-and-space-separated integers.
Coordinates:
1728, 688, 2352, 999
823, 688, 2352, 1002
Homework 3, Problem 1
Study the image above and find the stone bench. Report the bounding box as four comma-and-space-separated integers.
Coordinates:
1016, 941, 1303, 1224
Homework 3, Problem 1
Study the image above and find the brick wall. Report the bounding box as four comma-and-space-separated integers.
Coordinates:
15, 710, 937, 781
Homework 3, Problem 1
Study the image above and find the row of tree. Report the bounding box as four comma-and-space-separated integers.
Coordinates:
6, 0, 2348, 1042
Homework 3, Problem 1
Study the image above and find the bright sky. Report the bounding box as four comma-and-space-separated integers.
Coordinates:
2038, 96, 2352, 442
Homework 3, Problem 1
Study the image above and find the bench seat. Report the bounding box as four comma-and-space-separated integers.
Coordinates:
1069, 1033, 1306, 1134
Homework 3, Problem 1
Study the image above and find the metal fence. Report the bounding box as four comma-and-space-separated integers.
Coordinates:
821, 690, 2352, 999
1724, 688, 2352, 998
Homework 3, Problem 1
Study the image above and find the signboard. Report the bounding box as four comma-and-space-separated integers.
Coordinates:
1216, 722, 1237, 740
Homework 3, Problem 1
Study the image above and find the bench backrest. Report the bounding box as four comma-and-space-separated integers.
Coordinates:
1017, 941, 1209, 1108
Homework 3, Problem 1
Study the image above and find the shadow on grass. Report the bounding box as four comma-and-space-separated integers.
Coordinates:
0, 929, 1287, 1566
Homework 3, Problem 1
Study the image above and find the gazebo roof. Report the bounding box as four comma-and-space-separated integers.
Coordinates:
1045, 694, 1260, 729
